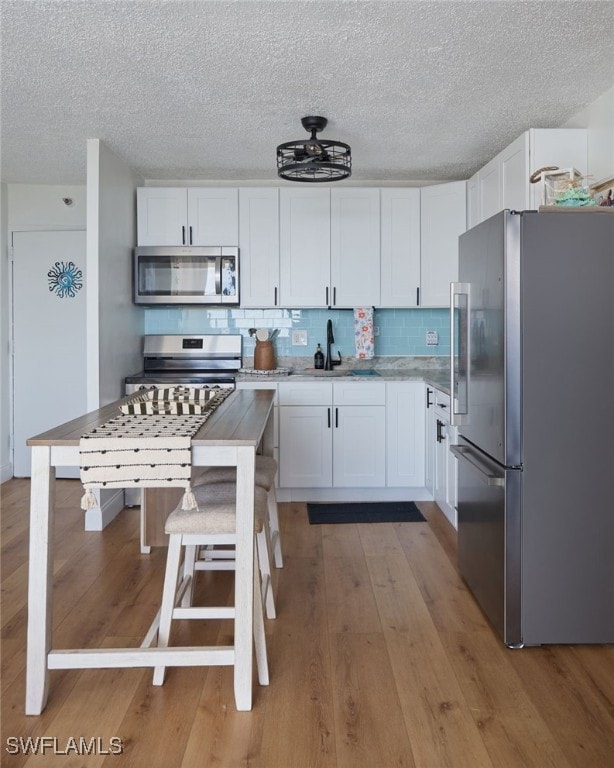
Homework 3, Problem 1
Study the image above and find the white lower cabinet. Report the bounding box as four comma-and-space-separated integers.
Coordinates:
424, 385, 436, 494
278, 381, 386, 489
279, 404, 334, 488
431, 387, 458, 528
386, 382, 425, 487
333, 404, 386, 487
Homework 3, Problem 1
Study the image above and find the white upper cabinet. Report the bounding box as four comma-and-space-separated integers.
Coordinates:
137, 187, 238, 246
330, 187, 380, 307
279, 187, 380, 308
466, 173, 480, 231
420, 181, 467, 307
137, 188, 188, 246
380, 188, 421, 307
478, 156, 502, 222
279, 187, 331, 307
239, 188, 280, 308
470, 128, 588, 227
187, 188, 238, 245
500, 131, 528, 211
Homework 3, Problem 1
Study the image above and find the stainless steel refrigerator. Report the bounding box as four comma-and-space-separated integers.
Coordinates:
450, 209, 613, 647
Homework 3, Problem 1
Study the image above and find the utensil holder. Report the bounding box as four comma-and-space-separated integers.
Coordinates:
254, 341, 276, 371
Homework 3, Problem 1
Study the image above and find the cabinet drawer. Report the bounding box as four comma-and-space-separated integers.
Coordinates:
333, 381, 386, 406
278, 381, 332, 406
433, 388, 451, 421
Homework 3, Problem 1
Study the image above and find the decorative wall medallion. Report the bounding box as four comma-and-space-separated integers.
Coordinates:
47, 261, 83, 298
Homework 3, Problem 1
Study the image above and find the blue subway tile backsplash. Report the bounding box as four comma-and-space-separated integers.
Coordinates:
144, 307, 450, 358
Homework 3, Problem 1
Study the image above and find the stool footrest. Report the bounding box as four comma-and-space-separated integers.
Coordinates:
172, 606, 235, 620
48, 647, 235, 669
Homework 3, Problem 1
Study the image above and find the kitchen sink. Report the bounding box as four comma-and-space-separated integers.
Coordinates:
289, 368, 381, 377
291, 369, 347, 377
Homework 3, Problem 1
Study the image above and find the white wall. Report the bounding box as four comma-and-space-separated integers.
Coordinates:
562, 85, 614, 181
85, 139, 143, 528
1, 184, 86, 482
86, 139, 144, 409
0, 184, 9, 482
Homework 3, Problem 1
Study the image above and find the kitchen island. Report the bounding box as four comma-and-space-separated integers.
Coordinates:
25, 388, 275, 715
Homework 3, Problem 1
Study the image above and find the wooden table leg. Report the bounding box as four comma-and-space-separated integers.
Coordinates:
234, 445, 255, 711
25, 446, 55, 715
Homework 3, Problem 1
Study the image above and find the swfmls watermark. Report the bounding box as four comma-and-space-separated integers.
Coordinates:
5, 736, 124, 756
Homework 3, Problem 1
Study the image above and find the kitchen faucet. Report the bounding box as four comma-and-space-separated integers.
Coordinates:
324, 319, 342, 371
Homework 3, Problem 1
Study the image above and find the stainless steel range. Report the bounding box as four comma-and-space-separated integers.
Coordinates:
123, 333, 242, 506
124, 334, 242, 395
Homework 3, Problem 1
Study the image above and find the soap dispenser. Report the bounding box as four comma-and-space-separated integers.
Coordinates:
314, 344, 324, 369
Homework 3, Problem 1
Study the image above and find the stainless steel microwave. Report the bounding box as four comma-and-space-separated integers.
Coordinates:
133, 246, 239, 305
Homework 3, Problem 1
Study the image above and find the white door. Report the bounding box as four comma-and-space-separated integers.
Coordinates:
136, 187, 187, 245
330, 187, 380, 307
385, 382, 426, 487
12, 230, 87, 477
188, 188, 239, 246
279, 188, 330, 307
333, 405, 386, 487
238, 187, 280, 307
478, 156, 502, 222
278, 406, 333, 488
380, 187, 421, 307
420, 181, 466, 307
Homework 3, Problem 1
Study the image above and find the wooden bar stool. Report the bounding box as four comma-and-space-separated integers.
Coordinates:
192, 454, 283, 569
184, 482, 276, 620
152, 483, 270, 687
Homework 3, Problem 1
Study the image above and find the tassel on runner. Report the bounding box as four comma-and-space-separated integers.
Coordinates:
181, 485, 198, 511
80, 488, 98, 511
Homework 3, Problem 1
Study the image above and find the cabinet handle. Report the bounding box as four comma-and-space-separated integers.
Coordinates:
333, 286, 337, 306
327, 408, 331, 428
326, 287, 329, 306
189, 226, 193, 245
274, 286, 278, 306
436, 419, 445, 443
335, 407, 339, 428
426, 388, 433, 408
182, 225, 186, 245
416, 287, 420, 306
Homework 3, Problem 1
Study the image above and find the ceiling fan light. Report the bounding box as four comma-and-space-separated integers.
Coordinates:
305, 141, 324, 156
276, 116, 351, 182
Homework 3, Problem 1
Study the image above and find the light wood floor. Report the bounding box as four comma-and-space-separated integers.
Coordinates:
2, 478, 613, 768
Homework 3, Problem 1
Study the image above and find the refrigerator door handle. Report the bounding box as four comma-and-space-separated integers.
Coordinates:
450, 282, 471, 426
451, 444, 505, 486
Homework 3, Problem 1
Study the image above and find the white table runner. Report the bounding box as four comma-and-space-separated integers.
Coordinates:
79, 388, 231, 511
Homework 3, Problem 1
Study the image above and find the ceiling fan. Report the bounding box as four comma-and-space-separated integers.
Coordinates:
276, 116, 351, 182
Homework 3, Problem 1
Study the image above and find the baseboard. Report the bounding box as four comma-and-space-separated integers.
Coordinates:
276, 486, 433, 503
0, 463, 12, 484
84, 488, 125, 531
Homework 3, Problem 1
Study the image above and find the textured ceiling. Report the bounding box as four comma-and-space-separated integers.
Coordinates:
1, 0, 613, 185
